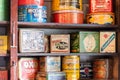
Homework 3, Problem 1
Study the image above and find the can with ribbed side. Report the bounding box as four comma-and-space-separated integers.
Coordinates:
52, 0, 82, 11
18, 5, 47, 22
0, 0, 9, 21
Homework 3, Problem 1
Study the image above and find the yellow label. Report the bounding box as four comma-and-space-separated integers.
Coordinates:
0, 36, 7, 54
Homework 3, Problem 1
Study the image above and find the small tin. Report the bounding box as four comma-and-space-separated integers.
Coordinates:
62, 56, 80, 72
39, 56, 61, 72
52, 10, 84, 24
87, 12, 115, 25
89, 0, 112, 13
100, 31, 116, 53
18, 5, 47, 22
50, 34, 70, 53
52, 0, 82, 11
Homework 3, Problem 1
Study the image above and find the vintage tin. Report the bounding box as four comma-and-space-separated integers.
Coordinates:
100, 31, 116, 53
62, 56, 80, 72
47, 72, 66, 80
87, 12, 115, 25
52, 10, 84, 24
0, 0, 9, 21
36, 72, 46, 80
19, 29, 44, 52
66, 72, 80, 80
0, 70, 8, 80
39, 56, 61, 72
80, 62, 93, 79
19, 58, 39, 80
93, 59, 113, 79
0, 36, 8, 54
50, 34, 70, 53
18, 0, 44, 6
18, 5, 47, 22
89, 0, 112, 13
52, 0, 82, 11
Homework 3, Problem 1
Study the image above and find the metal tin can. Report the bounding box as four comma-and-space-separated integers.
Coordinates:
52, 10, 84, 24
18, 5, 47, 22
89, 0, 112, 13
18, 0, 44, 6
87, 12, 115, 25
62, 56, 80, 72
52, 0, 82, 11
66, 72, 79, 80
0, 0, 9, 21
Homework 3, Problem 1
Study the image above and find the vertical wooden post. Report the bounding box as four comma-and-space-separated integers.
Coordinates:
10, 0, 18, 80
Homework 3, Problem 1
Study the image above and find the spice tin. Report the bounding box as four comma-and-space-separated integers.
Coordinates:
52, 10, 84, 24
62, 56, 80, 72
52, 0, 82, 11
80, 62, 93, 79
87, 12, 115, 25
19, 58, 39, 80
18, 5, 47, 22
0, 70, 8, 80
93, 59, 113, 79
0, 0, 9, 21
100, 31, 116, 53
66, 72, 80, 80
39, 56, 61, 72
19, 29, 44, 52
50, 34, 70, 53
18, 0, 44, 6
47, 72, 66, 80
36, 72, 46, 80
89, 0, 112, 13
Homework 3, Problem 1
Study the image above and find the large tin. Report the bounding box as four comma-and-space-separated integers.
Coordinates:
52, 0, 82, 11
18, 0, 44, 6
39, 56, 61, 72
62, 56, 80, 72
19, 58, 39, 80
87, 12, 115, 25
80, 62, 93, 79
50, 34, 70, 53
0, 0, 9, 21
93, 59, 113, 79
89, 0, 112, 13
52, 10, 83, 24
47, 72, 66, 80
100, 31, 116, 53
18, 5, 47, 22
19, 29, 44, 52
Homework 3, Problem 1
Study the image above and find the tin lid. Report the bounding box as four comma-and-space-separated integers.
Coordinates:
52, 10, 84, 14
87, 12, 114, 15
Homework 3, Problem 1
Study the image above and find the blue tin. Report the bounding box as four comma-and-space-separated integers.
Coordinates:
18, 5, 47, 22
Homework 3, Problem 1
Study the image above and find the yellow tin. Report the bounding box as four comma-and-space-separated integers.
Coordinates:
66, 72, 80, 80
62, 56, 80, 72
87, 12, 115, 25
52, 0, 82, 11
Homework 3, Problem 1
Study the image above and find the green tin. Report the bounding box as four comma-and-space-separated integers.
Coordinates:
0, 0, 9, 21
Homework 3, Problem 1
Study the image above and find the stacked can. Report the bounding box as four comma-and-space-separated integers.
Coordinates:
18, 0, 47, 22
62, 56, 80, 80
52, 0, 84, 24
87, 0, 115, 25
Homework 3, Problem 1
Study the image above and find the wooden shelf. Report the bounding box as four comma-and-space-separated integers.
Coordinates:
0, 21, 9, 27
18, 53, 118, 57
0, 54, 9, 57
18, 22, 118, 30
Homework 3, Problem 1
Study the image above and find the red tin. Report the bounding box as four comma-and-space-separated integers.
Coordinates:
89, 0, 112, 13
18, 0, 44, 6
52, 10, 84, 24
0, 70, 8, 80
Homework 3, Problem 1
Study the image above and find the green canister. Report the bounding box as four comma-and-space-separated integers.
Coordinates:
0, 0, 9, 21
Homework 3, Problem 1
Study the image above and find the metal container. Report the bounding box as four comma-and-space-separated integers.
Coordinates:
0, 70, 8, 80
89, 0, 112, 13
52, 0, 82, 11
18, 5, 47, 22
52, 10, 84, 24
66, 72, 79, 80
87, 12, 115, 25
36, 72, 46, 80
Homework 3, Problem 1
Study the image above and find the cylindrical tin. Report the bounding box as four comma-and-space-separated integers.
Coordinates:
52, 0, 82, 11
19, 58, 39, 80
0, 0, 9, 21
93, 59, 113, 79
52, 10, 84, 24
18, 5, 47, 22
87, 12, 115, 25
89, 0, 112, 13
18, 0, 44, 6
62, 56, 80, 72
